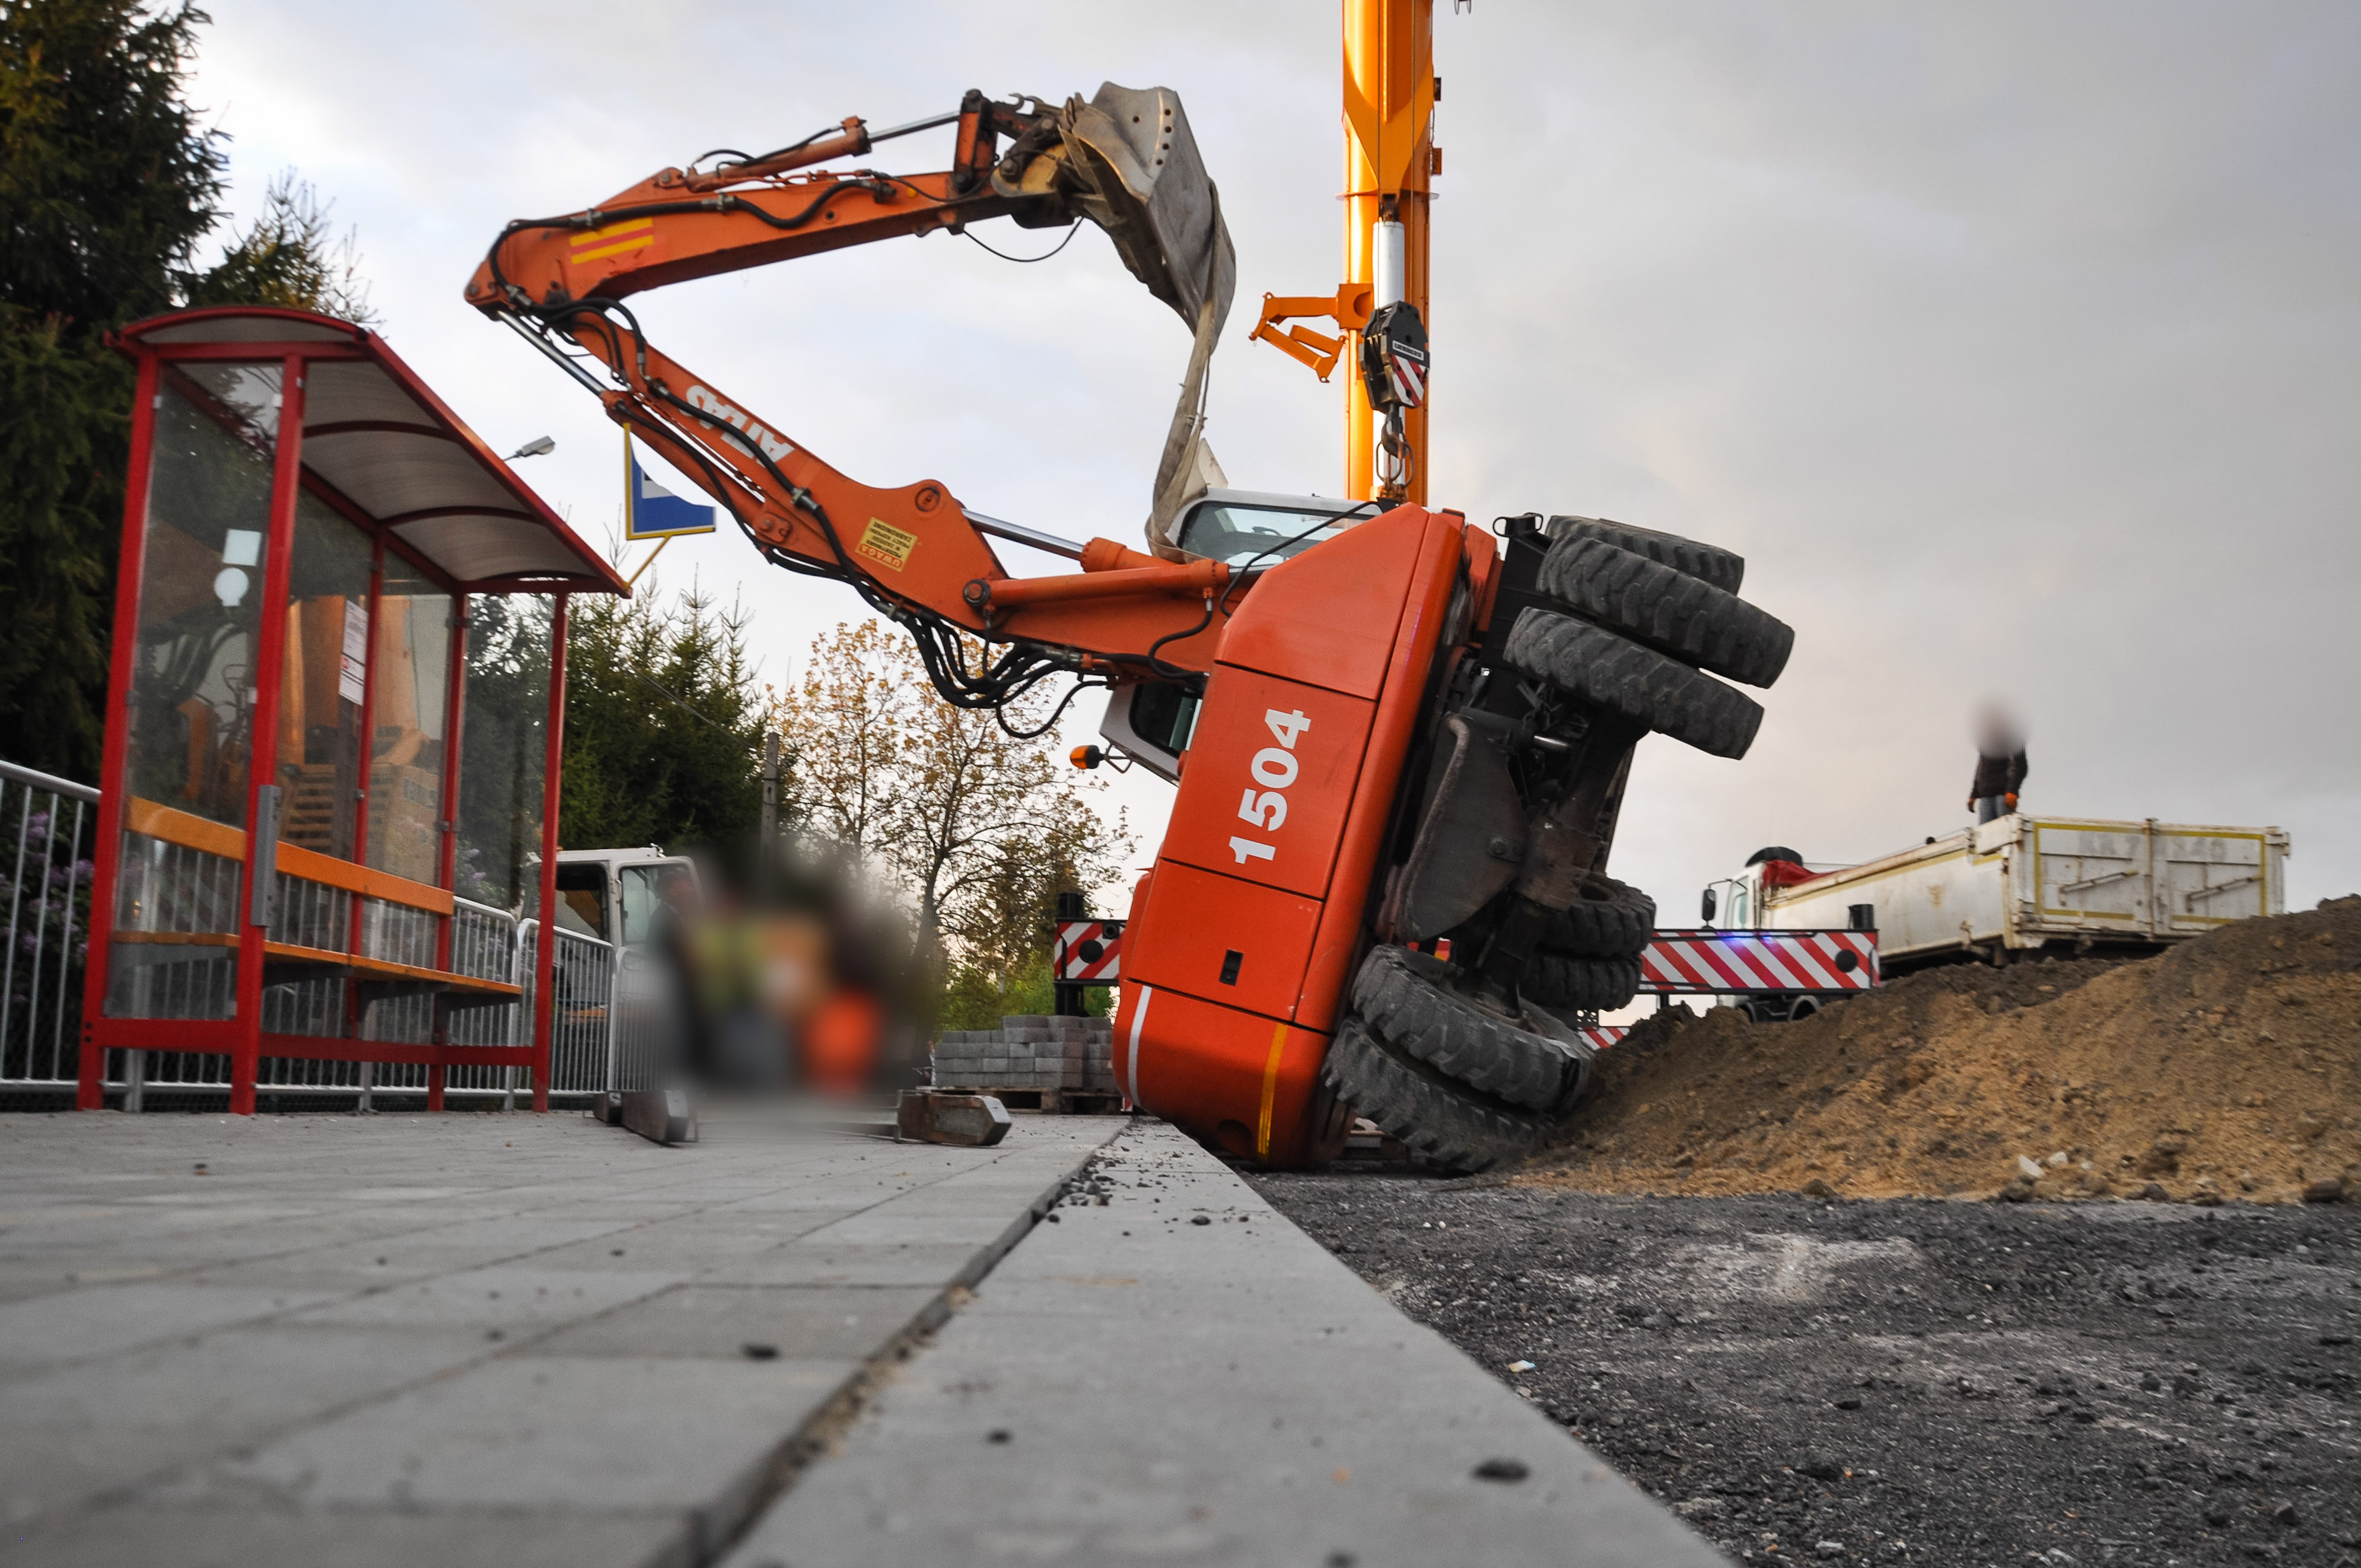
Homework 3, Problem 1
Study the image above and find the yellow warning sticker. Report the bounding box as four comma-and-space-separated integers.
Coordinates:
857, 517, 918, 572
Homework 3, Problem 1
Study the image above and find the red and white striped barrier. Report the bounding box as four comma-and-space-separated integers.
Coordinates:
1640, 929, 1879, 995
1054, 919, 1123, 982
1576, 1025, 1630, 1052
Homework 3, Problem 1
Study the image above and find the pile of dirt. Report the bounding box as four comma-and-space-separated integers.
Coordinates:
1523, 896, 2361, 1203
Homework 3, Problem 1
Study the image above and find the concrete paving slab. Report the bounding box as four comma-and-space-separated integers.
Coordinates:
524, 1218, 856, 1276
723, 1121, 1719, 1568
1, 1503, 684, 1568
160, 1353, 861, 1515
0, 1323, 489, 1522
0, 1111, 1123, 1564
0, 1282, 343, 1373
282, 1264, 689, 1333
530, 1284, 942, 1360
719, 1242, 1003, 1287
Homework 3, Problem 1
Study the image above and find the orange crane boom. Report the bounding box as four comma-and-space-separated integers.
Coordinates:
1250, 0, 1437, 505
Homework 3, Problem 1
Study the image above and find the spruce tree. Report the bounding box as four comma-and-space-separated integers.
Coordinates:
0, 2, 372, 778
0, 0, 225, 778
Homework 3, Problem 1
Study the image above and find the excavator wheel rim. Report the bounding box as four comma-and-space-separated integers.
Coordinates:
1538, 871, 1657, 959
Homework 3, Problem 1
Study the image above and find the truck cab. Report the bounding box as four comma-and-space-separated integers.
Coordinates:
1700, 845, 1819, 931
552, 848, 702, 955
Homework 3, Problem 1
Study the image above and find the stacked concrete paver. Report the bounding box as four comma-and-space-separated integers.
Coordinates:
931, 1014, 1116, 1093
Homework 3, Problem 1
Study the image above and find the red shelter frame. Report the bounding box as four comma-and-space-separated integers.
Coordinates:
80, 307, 628, 1114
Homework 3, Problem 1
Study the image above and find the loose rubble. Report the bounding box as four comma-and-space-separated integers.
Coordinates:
1524, 898, 2361, 1202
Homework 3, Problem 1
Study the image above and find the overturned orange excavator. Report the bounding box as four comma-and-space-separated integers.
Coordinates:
469, 83, 1794, 1170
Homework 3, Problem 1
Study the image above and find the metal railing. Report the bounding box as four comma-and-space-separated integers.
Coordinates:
1, 756, 656, 1110
2, 760, 97, 1090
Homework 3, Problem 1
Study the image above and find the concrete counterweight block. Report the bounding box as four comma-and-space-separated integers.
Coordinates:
620, 1090, 697, 1145
896, 1089, 1013, 1146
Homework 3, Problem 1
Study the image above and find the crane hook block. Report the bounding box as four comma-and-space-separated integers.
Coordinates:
1360, 301, 1429, 414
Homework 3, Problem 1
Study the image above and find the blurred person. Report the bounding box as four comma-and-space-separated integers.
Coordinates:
801, 986, 883, 1096
657, 853, 787, 1090
1968, 703, 2028, 825
693, 895, 785, 1089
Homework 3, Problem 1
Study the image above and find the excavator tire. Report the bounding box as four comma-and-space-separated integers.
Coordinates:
1351, 945, 1587, 1112
1546, 516, 1745, 594
1538, 537, 1794, 688
1522, 951, 1644, 1013
1322, 1019, 1557, 1173
1540, 872, 1656, 958
1503, 608, 1764, 759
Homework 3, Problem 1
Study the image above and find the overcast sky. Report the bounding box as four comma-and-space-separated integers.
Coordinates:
190, 1, 2361, 918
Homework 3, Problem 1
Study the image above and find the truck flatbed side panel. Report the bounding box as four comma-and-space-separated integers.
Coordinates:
1765, 839, 2006, 960
2024, 819, 2156, 931
1759, 815, 2289, 966
2150, 823, 2289, 930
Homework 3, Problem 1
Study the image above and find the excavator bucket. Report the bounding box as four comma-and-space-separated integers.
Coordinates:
1050, 84, 1238, 558
1059, 84, 1236, 341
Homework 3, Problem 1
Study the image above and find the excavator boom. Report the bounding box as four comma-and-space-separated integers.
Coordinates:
466, 85, 1237, 704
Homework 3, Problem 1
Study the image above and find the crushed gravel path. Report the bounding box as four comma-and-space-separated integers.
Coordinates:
1249, 1173, 2361, 1567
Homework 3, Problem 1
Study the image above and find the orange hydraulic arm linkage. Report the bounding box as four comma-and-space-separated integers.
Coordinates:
465, 87, 1233, 714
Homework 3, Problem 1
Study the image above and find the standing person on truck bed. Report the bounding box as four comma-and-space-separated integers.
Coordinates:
1968, 703, 2028, 824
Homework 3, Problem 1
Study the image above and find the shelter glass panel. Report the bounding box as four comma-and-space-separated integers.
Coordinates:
106, 373, 279, 1020
456, 596, 551, 916
122, 373, 278, 827
273, 495, 374, 863
368, 556, 451, 885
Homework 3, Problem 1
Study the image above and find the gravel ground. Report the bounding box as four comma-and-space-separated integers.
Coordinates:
1249, 1172, 2361, 1567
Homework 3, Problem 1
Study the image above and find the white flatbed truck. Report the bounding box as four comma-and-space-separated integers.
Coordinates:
1701, 813, 2290, 974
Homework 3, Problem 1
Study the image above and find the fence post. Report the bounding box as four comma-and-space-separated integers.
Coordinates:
3, 789, 28, 1055
7, 761, 108, 1100
530, 594, 569, 1112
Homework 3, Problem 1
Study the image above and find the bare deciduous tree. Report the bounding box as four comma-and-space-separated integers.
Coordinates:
773, 620, 1129, 982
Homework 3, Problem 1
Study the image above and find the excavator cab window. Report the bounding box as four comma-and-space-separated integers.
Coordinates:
1174, 490, 1381, 569
1096, 679, 1202, 784
1130, 682, 1200, 756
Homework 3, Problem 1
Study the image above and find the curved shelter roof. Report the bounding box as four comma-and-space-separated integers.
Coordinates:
114, 307, 628, 597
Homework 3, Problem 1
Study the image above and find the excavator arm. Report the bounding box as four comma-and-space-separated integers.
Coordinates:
465, 85, 1240, 708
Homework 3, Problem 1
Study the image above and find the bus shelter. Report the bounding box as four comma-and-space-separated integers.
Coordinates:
79, 307, 628, 1114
